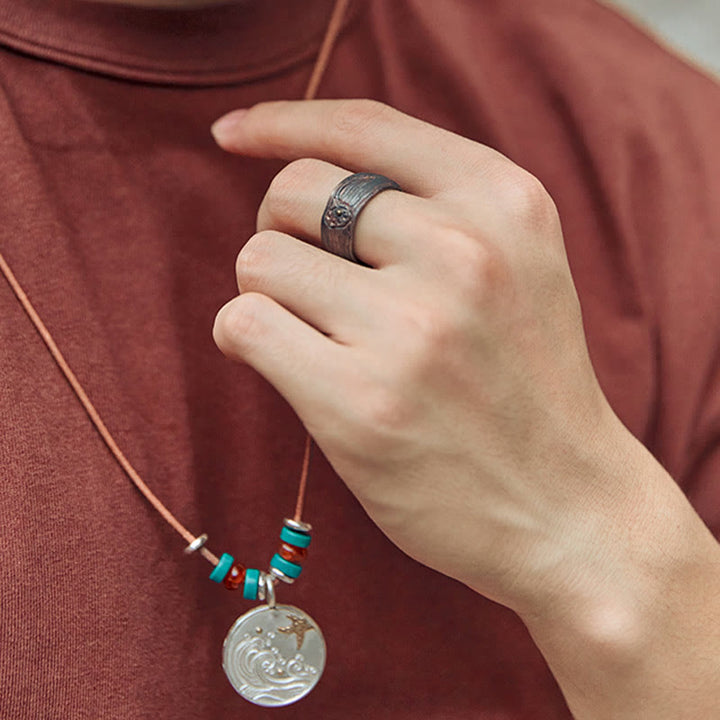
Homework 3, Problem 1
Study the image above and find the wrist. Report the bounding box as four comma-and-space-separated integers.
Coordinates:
464, 407, 666, 618
515, 425, 720, 718
509, 410, 679, 616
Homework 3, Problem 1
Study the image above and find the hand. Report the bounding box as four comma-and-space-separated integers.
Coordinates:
211, 99, 720, 720
211, 99, 650, 615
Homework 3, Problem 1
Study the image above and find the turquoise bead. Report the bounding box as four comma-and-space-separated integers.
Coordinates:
209, 553, 234, 583
243, 568, 260, 600
271, 553, 303, 579
280, 526, 311, 549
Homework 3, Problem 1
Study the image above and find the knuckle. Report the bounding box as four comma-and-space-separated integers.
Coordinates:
235, 232, 276, 290
357, 385, 412, 442
405, 305, 450, 351
281, 156, 322, 184
259, 159, 317, 227
415, 316, 460, 374
214, 293, 267, 354
498, 170, 559, 230
461, 243, 510, 301
269, 158, 318, 198
340, 368, 416, 456
229, 293, 266, 345
328, 99, 392, 143
433, 223, 511, 306
393, 302, 458, 378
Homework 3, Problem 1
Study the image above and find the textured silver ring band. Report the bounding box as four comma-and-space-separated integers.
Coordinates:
321, 172, 401, 263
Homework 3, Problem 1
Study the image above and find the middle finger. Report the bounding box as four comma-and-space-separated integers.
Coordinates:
236, 229, 390, 346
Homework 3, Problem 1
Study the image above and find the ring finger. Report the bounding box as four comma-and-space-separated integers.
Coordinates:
256, 158, 440, 268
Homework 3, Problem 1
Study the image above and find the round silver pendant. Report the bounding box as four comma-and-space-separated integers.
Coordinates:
222, 604, 326, 707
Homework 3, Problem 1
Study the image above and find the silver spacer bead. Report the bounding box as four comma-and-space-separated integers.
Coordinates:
269, 566, 295, 585
283, 517, 312, 534
183, 533, 208, 555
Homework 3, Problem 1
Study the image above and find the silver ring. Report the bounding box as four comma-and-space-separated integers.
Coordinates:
283, 517, 312, 534
321, 172, 401, 263
183, 533, 208, 555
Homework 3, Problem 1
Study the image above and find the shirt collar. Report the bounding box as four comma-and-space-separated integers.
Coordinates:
0, 0, 358, 86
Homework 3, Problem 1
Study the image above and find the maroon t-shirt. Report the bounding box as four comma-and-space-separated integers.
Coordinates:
0, 1, 718, 718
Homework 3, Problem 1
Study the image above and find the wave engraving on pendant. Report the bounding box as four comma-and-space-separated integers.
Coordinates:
226, 632, 319, 705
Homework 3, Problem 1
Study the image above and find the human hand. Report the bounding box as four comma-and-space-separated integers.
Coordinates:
211, 99, 655, 618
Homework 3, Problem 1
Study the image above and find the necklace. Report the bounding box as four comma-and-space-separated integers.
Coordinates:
0, 0, 350, 707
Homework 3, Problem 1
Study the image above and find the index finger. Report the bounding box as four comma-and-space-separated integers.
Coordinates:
211, 99, 511, 197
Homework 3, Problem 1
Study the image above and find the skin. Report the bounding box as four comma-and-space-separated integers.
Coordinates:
77, 0, 720, 711
209, 99, 720, 718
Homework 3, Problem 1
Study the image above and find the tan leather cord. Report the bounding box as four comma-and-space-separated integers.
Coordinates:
0, 0, 348, 567
293, 433, 312, 522
303, 0, 350, 101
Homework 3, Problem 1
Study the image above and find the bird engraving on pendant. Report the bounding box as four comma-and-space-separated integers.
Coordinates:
277, 614, 315, 650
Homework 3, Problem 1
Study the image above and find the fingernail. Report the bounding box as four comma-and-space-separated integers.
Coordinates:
211, 109, 249, 143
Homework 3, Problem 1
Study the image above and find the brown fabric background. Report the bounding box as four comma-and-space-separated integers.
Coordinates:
0, 0, 718, 717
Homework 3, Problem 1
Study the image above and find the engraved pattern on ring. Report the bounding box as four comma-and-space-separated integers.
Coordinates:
323, 199, 353, 229
320, 172, 402, 263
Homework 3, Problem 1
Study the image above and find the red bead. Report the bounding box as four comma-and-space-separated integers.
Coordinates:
223, 564, 246, 590
279, 542, 307, 563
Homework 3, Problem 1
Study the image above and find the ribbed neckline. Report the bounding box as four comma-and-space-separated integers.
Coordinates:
0, 0, 359, 86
